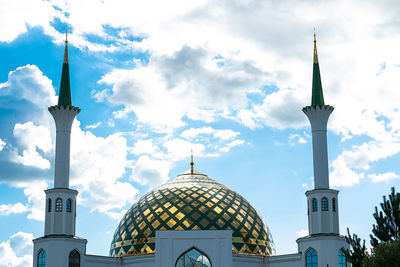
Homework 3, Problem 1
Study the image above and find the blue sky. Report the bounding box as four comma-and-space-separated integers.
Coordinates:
1, 0, 400, 265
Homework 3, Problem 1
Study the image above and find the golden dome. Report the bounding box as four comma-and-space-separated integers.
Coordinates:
109, 169, 275, 257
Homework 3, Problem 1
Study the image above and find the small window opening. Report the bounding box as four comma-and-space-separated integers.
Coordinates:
38, 249, 46, 267
306, 248, 317, 267
338, 249, 346, 267
69, 249, 80, 267
47, 199, 52, 212
67, 199, 72, 213
321, 197, 329, 211
332, 198, 336, 212
312, 198, 318, 212
176, 247, 211, 267
56, 198, 63, 212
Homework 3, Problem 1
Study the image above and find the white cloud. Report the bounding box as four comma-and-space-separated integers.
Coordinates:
10, 181, 48, 221
181, 127, 239, 140
0, 232, 33, 267
0, 138, 5, 151
104, 209, 128, 221
162, 138, 205, 161
98, 46, 268, 130
12, 122, 52, 169
0, 64, 138, 220
131, 155, 171, 186
213, 129, 240, 140
0, 0, 57, 43
296, 229, 308, 238
0, 203, 28, 216
288, 133, 307, 146
131, 139, 159, 156
220, 139, 245, 153
0, 65, 56, 112
330, 142, 400, 187
181, 127, 216, 139
85, 121, 102, 129
368, 172, 400, 183
70, 122, 139, 214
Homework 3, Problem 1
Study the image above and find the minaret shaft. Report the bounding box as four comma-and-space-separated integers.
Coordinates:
311, 129, 329, 188
303, 106, 333, 189
50, 106, 79, 188
55, 130, 71, 188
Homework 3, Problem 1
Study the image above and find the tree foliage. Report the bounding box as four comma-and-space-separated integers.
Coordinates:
344, 228, 368, 267
370, 187, 400, 247
363, 240, 400, 267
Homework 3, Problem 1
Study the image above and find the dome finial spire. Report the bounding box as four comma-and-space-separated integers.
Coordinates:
190, 149, 194, 174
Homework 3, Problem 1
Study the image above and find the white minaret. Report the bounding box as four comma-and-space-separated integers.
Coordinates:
33, 31, 87, 267
296, 33, 348, 267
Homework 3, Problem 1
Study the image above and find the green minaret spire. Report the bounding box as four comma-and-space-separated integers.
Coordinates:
57, 30, 72, 106
311, 32, 325, 107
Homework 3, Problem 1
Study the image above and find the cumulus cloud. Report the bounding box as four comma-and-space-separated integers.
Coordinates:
0, 0, 56, 43
181, 127, 239, 141
9, 181, 48, 221
0, 65, 56, 126
162, 138, 205, 162
98, 45, 268, 130
288, 133, 308, 146
0, 232, 33, 267
0, 65, 138, 219
70, 122, 139, 213
85, 121, 102, 129
0, 138, 5, 151
330, 142, 400, 187
0, 203, 28, 216
12, 122, 52, 169
238, 87, 308, 130
220, 139, 245, 153
296, 229, 308, 238
131, 155, 171, 186
131, 139, 159, 156
368, 172, 400, 183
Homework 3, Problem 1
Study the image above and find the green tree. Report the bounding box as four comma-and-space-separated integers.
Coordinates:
343, 228, 368, 267
363, 240, 400, 267
370, 187, 400, 247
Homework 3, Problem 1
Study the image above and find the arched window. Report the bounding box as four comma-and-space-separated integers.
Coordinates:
38, 249, 46, 267
332, 198, 336, 212
306, 248, 317, 267
47, 199, 52, 212
69, 249, 80, 267
338, 249, 346, 266
176, 248, 211, 267
312, 198, 318, 212
321, 197, 329, 211
66, 199, 72, 213
56, 198, 63, 212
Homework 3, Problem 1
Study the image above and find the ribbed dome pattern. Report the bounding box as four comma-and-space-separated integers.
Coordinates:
110, 169, 275, 257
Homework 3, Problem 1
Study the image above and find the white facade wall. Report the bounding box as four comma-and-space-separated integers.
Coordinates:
232, 254, 265, 267
297, 234, 349, 267
266, 253, 302, 267
33, 236, 86, 267
155, 230, 232, 267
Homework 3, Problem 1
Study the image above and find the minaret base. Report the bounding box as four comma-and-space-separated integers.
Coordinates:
297, 234, 348, 267
33, 235, 87, 267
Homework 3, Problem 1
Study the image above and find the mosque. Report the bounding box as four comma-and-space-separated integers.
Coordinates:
32, 33, 349, 267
